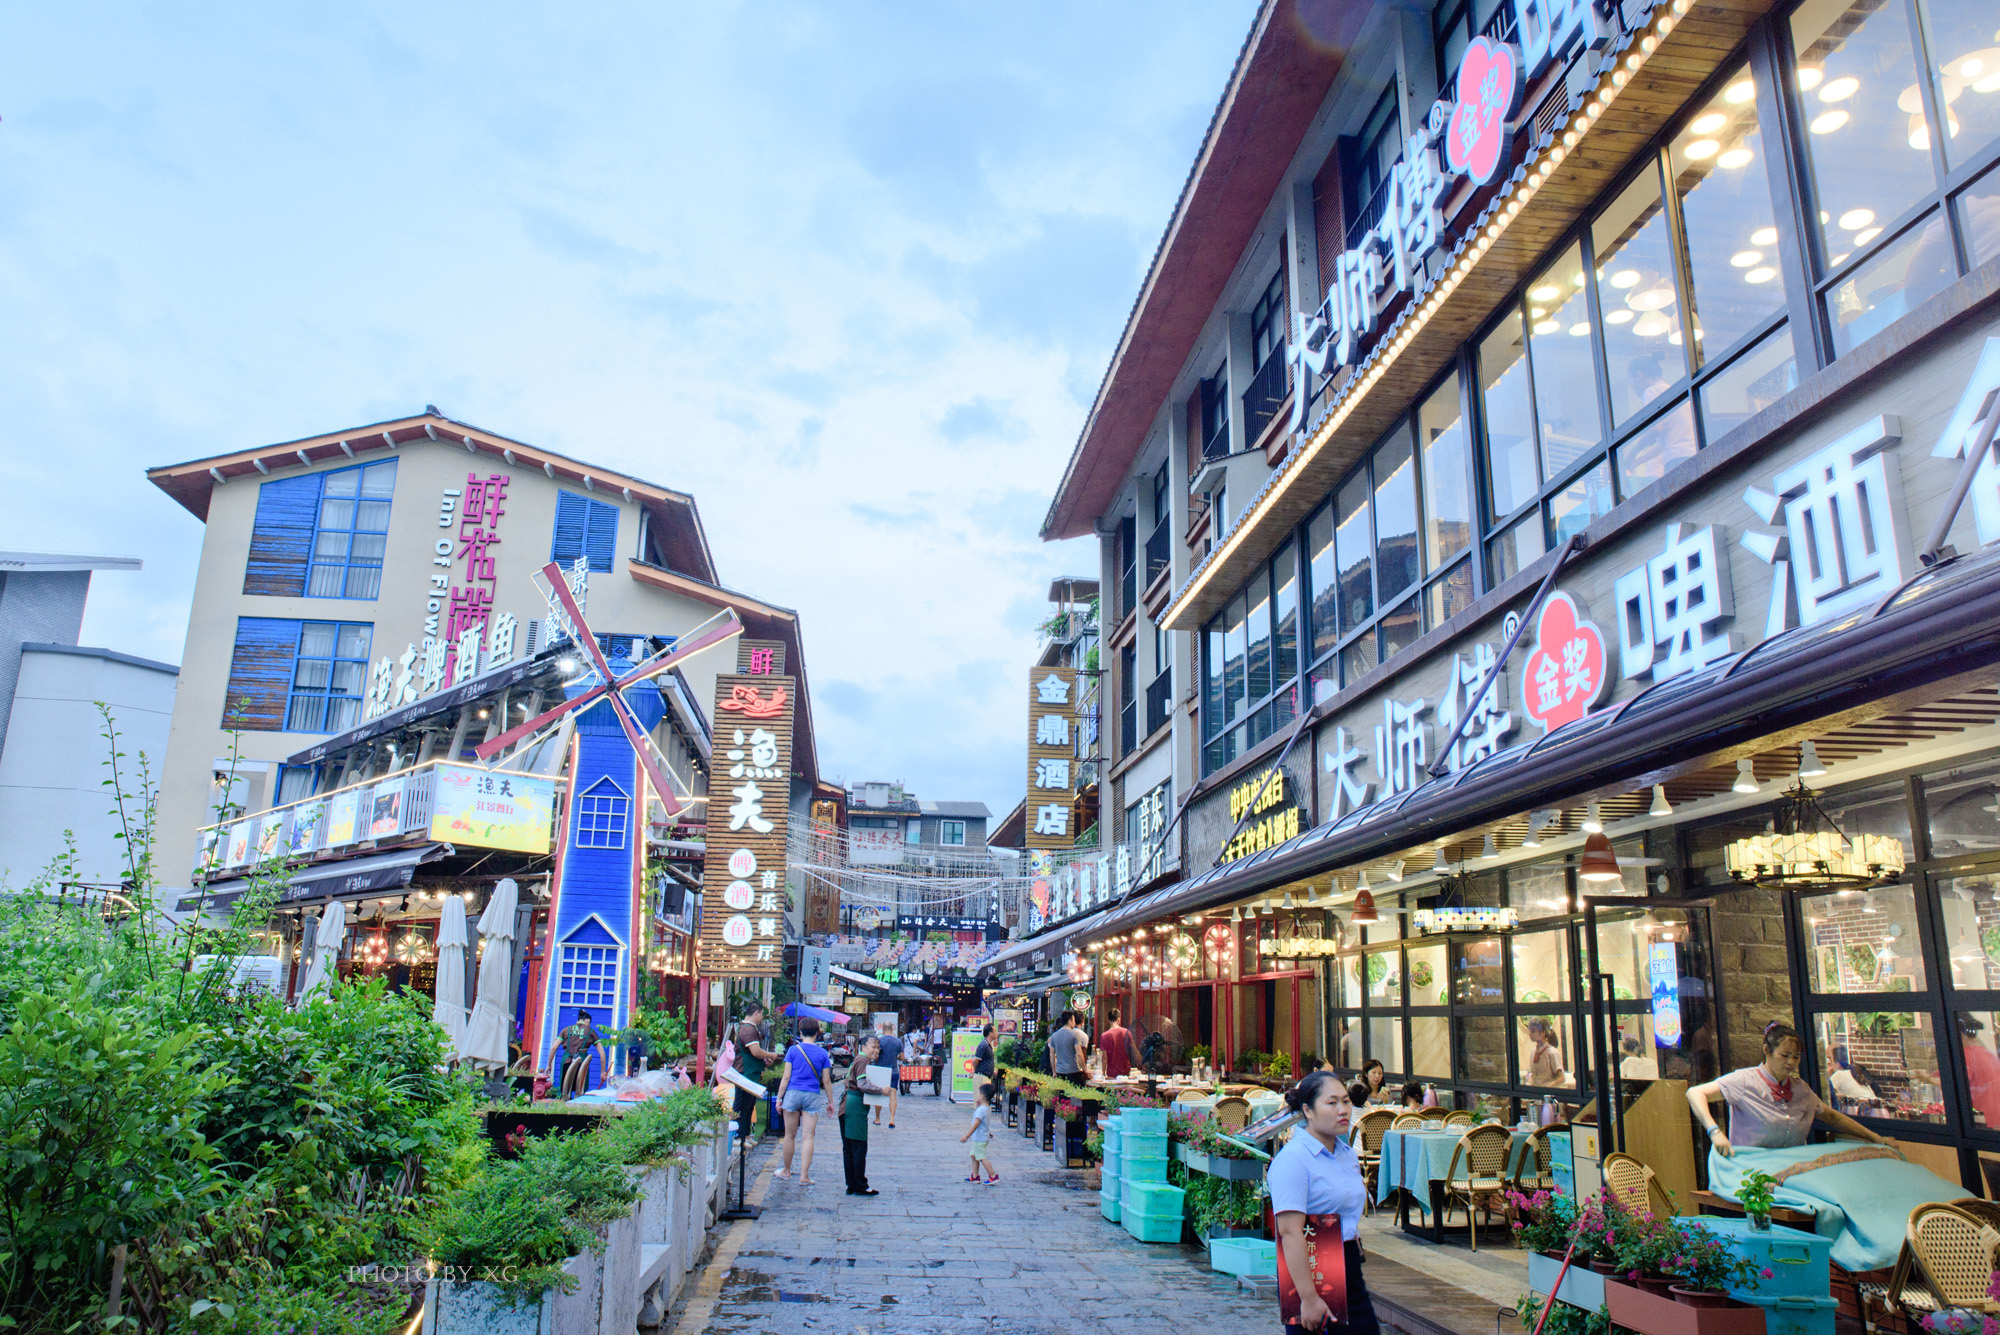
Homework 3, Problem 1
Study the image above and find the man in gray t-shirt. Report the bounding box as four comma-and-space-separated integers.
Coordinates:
1048, 1010, 1088, 1080
873, 1027, 905, 1128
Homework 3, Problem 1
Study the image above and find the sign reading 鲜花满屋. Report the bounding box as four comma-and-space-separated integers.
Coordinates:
699, 673, 796, 978
427, 762, 555, 853
1026, 667, 1079, 851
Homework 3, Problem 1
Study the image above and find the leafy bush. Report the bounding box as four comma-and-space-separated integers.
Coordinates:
609, 1087, 727, 1172
1184, 1173, 1265, 1235
176, 1275, 409, 1335
1265, 1052, 1292, 1078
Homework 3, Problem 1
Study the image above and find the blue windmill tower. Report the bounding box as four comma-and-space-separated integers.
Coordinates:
472, 561, 741, 1087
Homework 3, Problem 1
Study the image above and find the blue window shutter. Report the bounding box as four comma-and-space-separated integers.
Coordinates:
584, 499, 618, 572
222, 617, 301, 731
243, 475, 322, 596
552, 491, 587, 566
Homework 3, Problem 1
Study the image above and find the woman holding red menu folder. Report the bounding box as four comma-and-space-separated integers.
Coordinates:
1268, 1072, 1381, 1335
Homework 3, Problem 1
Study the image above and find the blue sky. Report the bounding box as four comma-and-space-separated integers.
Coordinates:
0, 2, 1254, 815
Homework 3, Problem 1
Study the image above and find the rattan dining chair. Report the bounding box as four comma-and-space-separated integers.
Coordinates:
1601, 1151, 1674, 1218
1909, 1202, 2000, 1314
1352, 1108, 1399, 1214
1442, 1109, 1475, 1128
1212, 1096, 1253, 1132
1952, 1198, 2000, 1233
1391, 1112, 1427, 1129
1440, 1123, 1514, 1251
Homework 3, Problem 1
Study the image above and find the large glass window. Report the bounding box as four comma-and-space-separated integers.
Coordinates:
1410, 1015, 1450, 1078
1811, 1011, 1943, 1122
1375, 428, 1420, 605
1938, 875, 2000, 991
309, 461, 396, 600
1596, 164, 1688, 427
1202, 546, 1306, 770
1335, 472, 1374, 631
1916, 0, 2000, 170
1368, 1014, 1405, 1072
1482, 310, 1540, 521
1528, 243, 1603, 477
284, 622, 372, 733
1671, 65, 1793, 363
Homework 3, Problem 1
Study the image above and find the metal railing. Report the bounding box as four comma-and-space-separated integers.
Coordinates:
1144, 523, 1171, 586
1345, 169, 1398, 251
1241, 348, 1290, 444
194, 761, 456, 875
1479, 2, 1518, 43
1201, 410, 1231, 462
1144, 671, 1173, 739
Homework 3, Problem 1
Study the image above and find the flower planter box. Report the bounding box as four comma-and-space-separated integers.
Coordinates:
423, 1280, 556, 1334
1606, 1277, 1767, 1335
484, 1109, 612, 1155
1172, 1144, 1267, 1180
1021, 1099, 1039, 1138
1529, 1252, 1607, 1312
1059, 1118, 1091, 1168
1039, 1106, 1056, 1152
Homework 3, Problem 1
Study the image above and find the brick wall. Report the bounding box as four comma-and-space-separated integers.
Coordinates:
1710, 888, 1792, 1071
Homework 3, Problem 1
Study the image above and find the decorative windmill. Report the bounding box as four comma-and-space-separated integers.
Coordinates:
474, 559, 743, 816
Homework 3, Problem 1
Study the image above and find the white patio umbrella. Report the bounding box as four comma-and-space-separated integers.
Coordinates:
461, 878, 519, 1071
294, 899, 346, 1005
431, 894, 469, 1054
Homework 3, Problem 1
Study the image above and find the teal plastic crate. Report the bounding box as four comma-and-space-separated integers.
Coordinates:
1123, 1208, 1183, 1243
1120, 1130, 1167, 1157
1101, 1165, 1120, 1189
1120, 1152, 1169, 1183
1742, 1294, 1837, 1335
1102, 1115, 1123, 1132
1696, 1219, 1831, 1302
1125, 1181, 1185, 1215
1099, 1192, 1121, 1223
1119, 1107, 1169, 1133
1209, 1238, 1277, 1277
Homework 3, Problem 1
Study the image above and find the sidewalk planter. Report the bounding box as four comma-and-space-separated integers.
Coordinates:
1039, 1105, 1056, 1152
1173, 1144, 1267, 1180
1607, 1277, 1768, 1335
484, 1109, 611, 1155
1059, 1118, 1090, 1168
422, 1281, 555, 1334
1021, 1099, 1039, 1138
1529, 1252, 1607, 1312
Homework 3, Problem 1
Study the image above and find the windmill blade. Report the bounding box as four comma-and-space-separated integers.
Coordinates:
540, 560, 621, 685
472, 677, 610, 760
601, 687, 689, 818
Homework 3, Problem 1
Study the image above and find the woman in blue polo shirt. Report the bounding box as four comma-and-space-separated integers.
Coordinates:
1268, 1071, 1380, 1335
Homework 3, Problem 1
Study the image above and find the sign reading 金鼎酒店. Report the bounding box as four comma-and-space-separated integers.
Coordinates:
699, 671, 795, 978
427, 761, 555, 853
1026, 667, 1079, 851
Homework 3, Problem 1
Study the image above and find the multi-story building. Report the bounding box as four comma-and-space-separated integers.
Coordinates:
147, 410, 819, 1079
1024, 0, 2000, 1187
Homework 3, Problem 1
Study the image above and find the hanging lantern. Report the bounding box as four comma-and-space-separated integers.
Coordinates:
1579, 831, 1623, 883
1351, 890, 1379, 925
1724, 782, 1905, 891
1167, 933, 1198, 970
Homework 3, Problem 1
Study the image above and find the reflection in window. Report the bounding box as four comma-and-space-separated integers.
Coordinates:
1670, 65, 1792, 363
1512, 928, 1572, 1002
1803, 884, 1928, 993
1699, 326, 1799, 442
1457, 1015, 1510, 1084
1368, 1014, 1405, 1073
1420, 374, 1473, 568
1527, 243, 1603, 478
1274, 539, 1299, 685
1826, 212, 1958, 355
1308, 506, 1338, 663
1595, 163, 1688, 426
1489, 511, 1547, 583
1452, 937, 1505, 1005
1379, 594, 1423, 662
1913, 0, 2000, 169
1518, 1013, 1577, 1087
1614, 1012, 1664, 1081
1548, 460, 1614, 542
1615, 399, 1700, 496
1411, 1015, 1450, 1078
1336, 472, 1375, 632
1407, 942, 1448, 1006
1824, 780, 1916, 864
1961, 166, 2000, 269
1791, 0, 1938, 262
1247, 568, 1272, 703
1482, 309, 1540, 519
1375, 428, 1421, 604
1511, 862, 1573, 920
1426, 567, 1475, 631
1957, 1013, 2000, 1131
1359, 948, 1401, 1003
1938, 877, 2000, 991
1813, 1011, 1943, 1122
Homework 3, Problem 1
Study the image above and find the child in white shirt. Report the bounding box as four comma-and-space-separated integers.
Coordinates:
959, 1082, 999, 1184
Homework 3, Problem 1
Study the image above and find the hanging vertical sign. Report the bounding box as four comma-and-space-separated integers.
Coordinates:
1649, 941, 1682, 1046
699, 672, 795, 978
1026, 666, 1079, 852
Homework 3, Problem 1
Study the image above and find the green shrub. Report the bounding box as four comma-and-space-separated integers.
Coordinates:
174, 1275, 408, 1335
609, 1087, 726, 1171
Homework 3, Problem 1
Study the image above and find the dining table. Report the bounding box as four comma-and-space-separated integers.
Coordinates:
1370, 1124, 1536, 1243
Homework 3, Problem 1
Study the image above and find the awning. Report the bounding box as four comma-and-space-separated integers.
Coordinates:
180, 843, 453, 912
980, 909, 1109, 975
884, 983, 934, 1001
984, 973, 1068, 1003
1080, 541, 2000, 942
831, 965, 890, 994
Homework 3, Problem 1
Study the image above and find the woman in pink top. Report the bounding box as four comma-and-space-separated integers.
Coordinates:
1687, 1021, 1893, 1156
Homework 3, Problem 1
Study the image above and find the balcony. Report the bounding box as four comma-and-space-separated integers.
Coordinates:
1240, 348, 1290, 446
1144, 522, 1171, 587
1144, 671, 1173, 740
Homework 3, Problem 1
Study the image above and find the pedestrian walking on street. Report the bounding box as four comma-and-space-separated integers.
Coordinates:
973, 1022, 997, 1084
730, 1003, 780, 1143
840, 1036, 889, 1196
1047, 1009, 1088, 1085
1097, 1008, 1140, 1079
959, 1081, 999, 1183
775, 1018, 835, 1185
873, 1023, 904, 1128
1270, 1071, 1381, 1335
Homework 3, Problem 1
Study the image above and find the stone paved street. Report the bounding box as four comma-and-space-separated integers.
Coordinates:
670, 1089, 1276, 1335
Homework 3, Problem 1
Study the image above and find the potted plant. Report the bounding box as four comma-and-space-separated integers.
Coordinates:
1737, 1169, 1776, 1231
1571, 1194, 1622, 1273
1667, 1219, 1768, 1306
1265, 1052, 1292, 1079
1614, 1212, 1681, 1298
1508, 1187, 1574, 1259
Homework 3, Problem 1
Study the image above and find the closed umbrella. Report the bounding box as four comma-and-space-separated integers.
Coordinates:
432, 894, 468, 1054
461, 878, 519, 1071
294, 899, 346, 1005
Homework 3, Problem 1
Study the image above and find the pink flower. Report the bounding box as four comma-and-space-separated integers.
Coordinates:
1762, 1269, 1775, 1280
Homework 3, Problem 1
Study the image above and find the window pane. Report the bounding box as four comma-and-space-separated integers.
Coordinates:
325, 696, 360, 733
313, 531, 351, 560
285, 695, 325, 733
1224, 596, 1247, 724
356, 500, 392, 531
1378, 594, 1423, 662
1792, 0, 1937, 261
1671, 65, 1792, 362
1615, 398, 1699, 497
1548, 459, 1613, 542
1938, 875, 2000, 991
1923, 756, 2000, 859
321, 468, 360, 498
345, 566, 382, 601
1341, 633, 1378, 685
1418, 373, 1472, 567
1359, 948, 1402, 1003
350, 533, 387, 563
1336, 472, 1374, 629
1408, 942, 1448, 1006
1803, 884, 1927, 993
1425, 559, 1475, 628
1827, 211, 1959, 355
1455, 1015, 1509, 1083
1481, 309, 1540, 519
307, 565, 345, 598
1826, 779, 1917, 866
1489, 511, 1546, 583
359, 462, 397, 497
1959, 1012, 2000, 1131
1367, 1015, 1405, 1074
1699, 325, 1799, 442
1246, 568, 1272, 703
297, 622, 335, 658
1512, 863, 1573, 921
319, 498, 356, 531
329, 660, 364, 694
1205, 624, 1225, 738
1915, 0, 2000, 167
1331, 1014, 1361, 1066
1452, 936, 1506, 1005
1527, 242, 1603, 475
335, 623, 369, 660
1410, 1015, 1450, 1078
1518, 1013, 1578, 1088
1596, 161, 1688, 425
1375, 428, 1420, 602
1961, 165, 2000, 268
1308, 505, 1338, 662
1274, 540, 1299, 685
1813, 1011, 1943, 1122
293, 657, 330, 690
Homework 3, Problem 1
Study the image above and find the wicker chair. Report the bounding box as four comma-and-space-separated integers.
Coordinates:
1442, 1109, 1475, 1128
1212, 1096, 1253, 1132
1953, 1198, 2000, 1233
1391, 1112, 1427, 1129
1440, 1124, 1514, 1251
1909, 1202, 2000, 1313
1500, 1126, 1563, 1243
1601, 1151, 1674, 1218
1352, 1108, 1399, 1214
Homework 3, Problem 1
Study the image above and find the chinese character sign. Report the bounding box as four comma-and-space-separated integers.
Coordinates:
1444, 38, 1524, 186
1520, 591, 1610, 732
1613, 524, 1736, 684
701, 672, 796, 977
1027, 666, 1079, 852
428, 762, 555, 853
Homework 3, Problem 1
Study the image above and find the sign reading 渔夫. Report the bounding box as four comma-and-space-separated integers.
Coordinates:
699, 672, 796, 978
1026, 667, 1079, 850
428, 761, 556, 854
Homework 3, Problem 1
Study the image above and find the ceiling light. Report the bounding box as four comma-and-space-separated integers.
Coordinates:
1384, 860, 1405, 882
1522, 814, 1543, 848
1432, 846, 1450, 874
1611, 269, 1642, 289
1531, 284, 1561, 301
1230, 906, 1241, 922
1569, 322, 1591, 336
1818, 75, 1860, 102
1282, 891, 1296, 910
1584, 801, 1604, 834
1357, 868, 1373, 892
1606, 309, 1636, 324
1745, 267, 1778, 284
1734, 759, 1760, 793
1717, 146, 1754, 169
1810, 109, 1850, 135
1725, 79, 1756, 104
1259, 902, 1274, 917
1838, 207, 1876, 231
1482, 834, 1499, 858
1580, 831, 1624, 882
1797, 67, 1824, 91
1799, 740, 1827, 778
1690, 111, 1727, 134
1628, 285, 1676, 311
1533, 319, 1560, 335
1685, 138, 1721, 160
1651, 785, 1673, 818
1731, 249, 1763, 267
1752, 226, 1779, 246
1351, 891, 1379, 925
1633, 312, 1673, 338
1853, 227, 1882, 246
